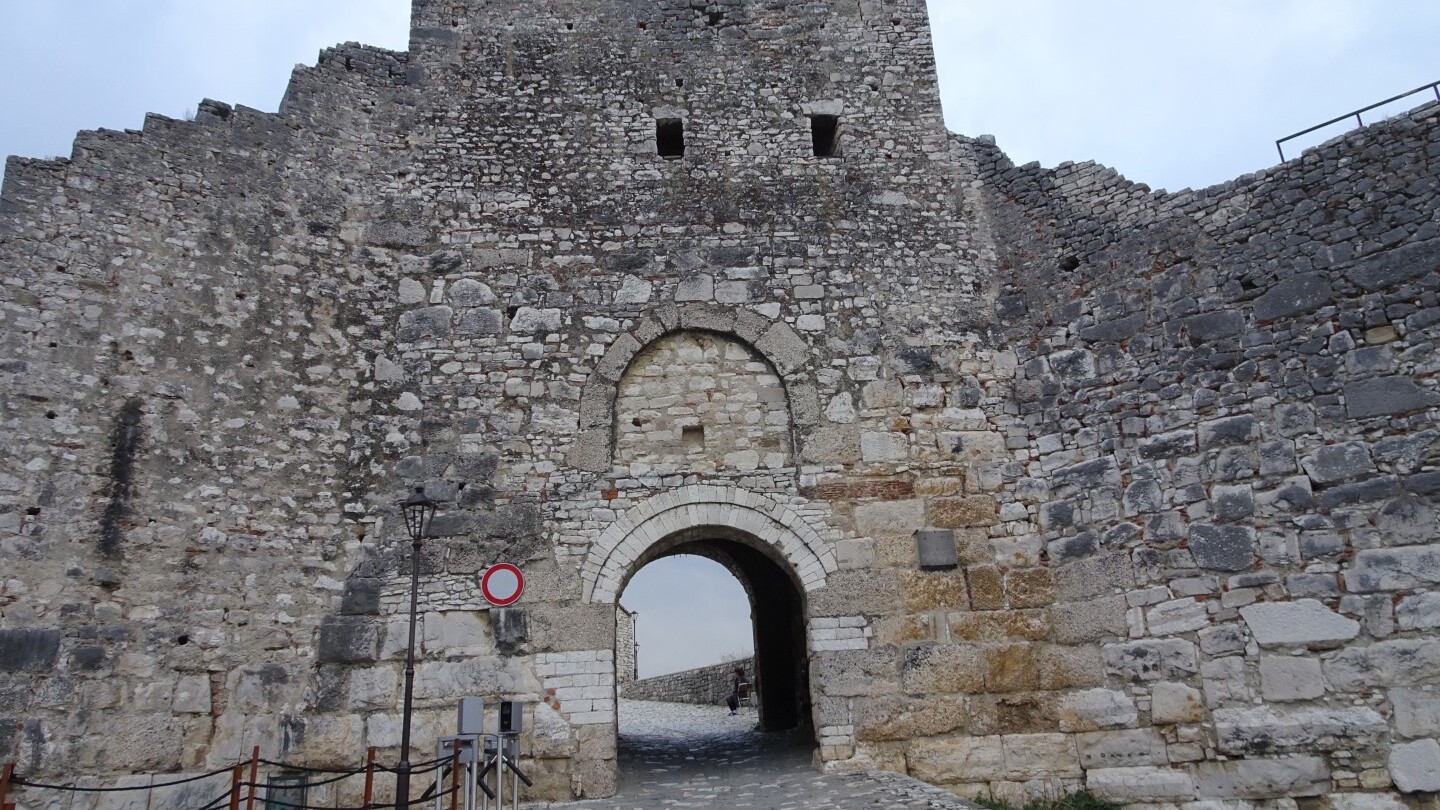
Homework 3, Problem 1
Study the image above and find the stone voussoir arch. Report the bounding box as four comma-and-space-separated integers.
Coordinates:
565, 303, 821, 473
580, 484, 838, 604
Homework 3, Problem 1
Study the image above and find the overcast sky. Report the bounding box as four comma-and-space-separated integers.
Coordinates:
2, 1, 1436, 677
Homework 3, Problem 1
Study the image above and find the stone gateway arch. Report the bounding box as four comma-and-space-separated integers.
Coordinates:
2, 0, 1440, 805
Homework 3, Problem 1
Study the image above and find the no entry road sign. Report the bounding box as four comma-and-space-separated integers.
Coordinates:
480, 563, 525, 606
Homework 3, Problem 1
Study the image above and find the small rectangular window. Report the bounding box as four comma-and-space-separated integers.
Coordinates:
810, 114, 840, 158
656, 118, 685, 158
682, 425, 705, 451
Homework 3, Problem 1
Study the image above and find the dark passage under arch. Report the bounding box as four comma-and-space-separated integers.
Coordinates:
620, 528, 811, 733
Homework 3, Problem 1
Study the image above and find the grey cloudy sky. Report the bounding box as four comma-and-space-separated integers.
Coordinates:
2, 1, 1436, 676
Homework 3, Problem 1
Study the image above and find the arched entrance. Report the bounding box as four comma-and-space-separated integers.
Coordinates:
618, 526, 809, 731
573, 483, 838, 744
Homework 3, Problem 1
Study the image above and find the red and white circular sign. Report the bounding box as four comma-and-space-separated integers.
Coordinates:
480, 563, 525, 607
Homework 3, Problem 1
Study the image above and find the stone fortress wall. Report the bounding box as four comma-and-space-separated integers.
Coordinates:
615, 605, 637, 684
0, 0, 1437, 805
619, 656, 754, 705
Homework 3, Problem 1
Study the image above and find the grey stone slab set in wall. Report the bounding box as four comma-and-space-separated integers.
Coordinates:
1, 0, 1438, 806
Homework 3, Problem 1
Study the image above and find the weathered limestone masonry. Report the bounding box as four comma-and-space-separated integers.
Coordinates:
619, 656, 754, 705
615, 605, 637, 684
0, 0, 1436, 806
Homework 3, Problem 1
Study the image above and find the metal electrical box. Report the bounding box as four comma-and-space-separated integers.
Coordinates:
915, 528, 959, 570
498, 701, 523, 733
458, 696, 484, 735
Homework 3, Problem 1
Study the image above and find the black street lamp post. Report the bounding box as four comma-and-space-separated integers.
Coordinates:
395, 486, 435, 810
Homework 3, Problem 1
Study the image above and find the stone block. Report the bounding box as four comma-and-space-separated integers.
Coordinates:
1193, 757, 1330, 798
808, 569, 903, 618
340, 578, 382, 615
348, 667, 398, 711
899, 570, 970, 611
907, 735, 1005, 783
1240, 599, 1360, 648
1378, 496, 1438, 546
1057, 688, 1137, 732
423, 611, 491, 655
754, 321, 810, 374
1253, 272, 1333, 320
1186, 309, 1244, 340
928, 496, 997, 528
856, 694, 970, 741
1050, 456, 1121, 498
860, 431, 908, 462
1035, 644, 1106, 691
397, 305, 452, 341
1139, 429, 1196, 460
1188, 525, 1256, 571
0, 628, 61, 672
1215, 705, 1387, 754
854, 499, 925, 537
455, 307, 502, 336
1146, 598, 1210, 636
1324, 638, 1440, 689
448, 278, 495, 306
1103, 638, 1199, 682
1302, 441, 1377, 484
1050, 596, 1127, 644
170, 675, 212, 715
1346, 241, 1438, 290
1079, 312, 1147, 343
1075, 728, 1168, 768
1001, 733, 1081, 779
317, 616, 380, 664
966, 565, 1006, 610
800, 424, 860, 464
914, 529, 958, 569
950, 610, 1049, 642
1392, 688, 1440, 738
1259, 655, 1325, 701
1390, 738, 1440, 792
1326, 794, 1408, 810
1345, 375, 1432, 419
812, 648, 899, 697
1086, 765, 1196, 802
1348, 544, 1440, 592
901, 644, 985, 694
1054, 551, 1135, 601
492, 608, 528, 654
1211, 484, 1254, 520
984, 644, 1038, 692
1151, 681, 1204, 724
1005, 568, 1055, 608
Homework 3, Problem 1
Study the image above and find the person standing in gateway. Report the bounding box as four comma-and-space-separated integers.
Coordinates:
726, 666, 745, 716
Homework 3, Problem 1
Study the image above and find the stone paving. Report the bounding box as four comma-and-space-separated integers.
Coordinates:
530, 700, 980, 809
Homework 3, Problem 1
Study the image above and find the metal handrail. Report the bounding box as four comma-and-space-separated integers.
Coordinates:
1276, 79, 1440, 161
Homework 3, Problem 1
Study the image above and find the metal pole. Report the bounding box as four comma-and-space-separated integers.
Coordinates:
245, 746, 260, 810
395, 531, 424, 810
1, 762, 14, 810
228, 765, 245, 810
363, 748, 377, 810
449, 748, 460, 810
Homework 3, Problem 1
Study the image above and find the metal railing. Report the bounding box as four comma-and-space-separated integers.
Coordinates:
1276, 79, 1440, 161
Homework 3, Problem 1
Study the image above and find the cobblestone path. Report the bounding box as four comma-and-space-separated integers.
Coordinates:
532, 700, 979, 810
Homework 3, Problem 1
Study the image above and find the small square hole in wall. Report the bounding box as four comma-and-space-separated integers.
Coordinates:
810, 114, 840, 158
682, 425, 705, 451
656, 118, 685, 158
